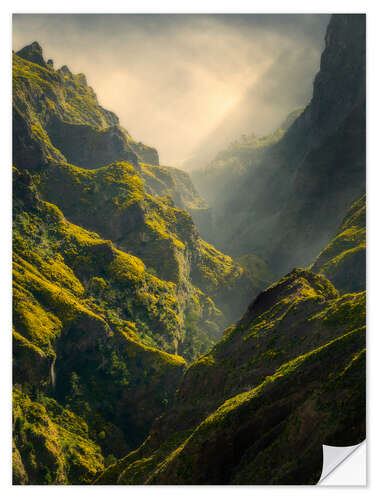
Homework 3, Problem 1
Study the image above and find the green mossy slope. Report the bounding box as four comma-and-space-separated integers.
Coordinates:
12, 42, 274, 484
13, 34, 365, 486
311, 195, 365, 293
37, 157, 272, 353
143, 327, 365, 485
13, 388, 104, 485
97, 196, 365, 484
13, 41, 273, 360
13, 44, 157, 172
13, 167, 187, 482
96, 267, 365, 484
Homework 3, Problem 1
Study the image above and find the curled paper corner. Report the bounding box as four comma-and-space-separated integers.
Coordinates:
318, 441, 366, 485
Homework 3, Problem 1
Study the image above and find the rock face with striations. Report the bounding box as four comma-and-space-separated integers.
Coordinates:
266, 14, 366, 273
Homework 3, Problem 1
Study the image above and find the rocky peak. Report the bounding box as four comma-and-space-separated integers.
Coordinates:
58, 64, 73, 78
16, 41, 47, 68
76, 73, 87, 86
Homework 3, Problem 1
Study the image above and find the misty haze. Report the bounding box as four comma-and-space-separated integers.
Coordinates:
13, 14, 329, 166
12, 13, 365, 486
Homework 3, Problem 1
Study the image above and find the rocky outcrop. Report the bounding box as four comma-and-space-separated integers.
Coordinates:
140, 163, 208, 211
16, 41, 47, 68
131, 142, 159, 165
46, 119, 139, 169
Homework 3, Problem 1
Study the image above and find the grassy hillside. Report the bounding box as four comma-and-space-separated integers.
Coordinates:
12, 42, 274, 484
13, 43, 273, 359
311, 195, 365, 293
96, 195, 365, 485
97, 269, 365, 484
13, 167, 187, 478
12, 24, 365, 485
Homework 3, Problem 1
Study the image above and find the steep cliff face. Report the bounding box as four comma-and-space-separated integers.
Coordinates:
192, 15, 365, 276
97, 198, 365, 484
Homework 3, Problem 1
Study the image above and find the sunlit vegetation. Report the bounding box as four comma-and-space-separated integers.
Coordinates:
13, 42, 269, 484
97, 268, 365, 485
311, 196, 366, 293
13, 23, 365, 486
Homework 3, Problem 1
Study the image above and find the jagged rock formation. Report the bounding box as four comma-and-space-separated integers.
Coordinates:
192, 14, 365, 277
16, 41, 48, 68
139, 162, 213, 247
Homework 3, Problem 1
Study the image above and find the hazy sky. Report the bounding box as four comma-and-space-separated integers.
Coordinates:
13, 14, 330, 166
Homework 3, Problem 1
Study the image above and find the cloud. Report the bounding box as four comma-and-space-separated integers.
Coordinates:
13, 14, 330, 166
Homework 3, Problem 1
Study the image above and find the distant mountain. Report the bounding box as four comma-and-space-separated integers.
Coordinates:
190, 108, 303, 242
192, 14, 365, 278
